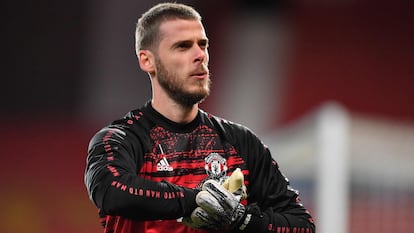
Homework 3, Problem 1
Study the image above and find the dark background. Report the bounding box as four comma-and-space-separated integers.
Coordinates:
2, 0, 414, 232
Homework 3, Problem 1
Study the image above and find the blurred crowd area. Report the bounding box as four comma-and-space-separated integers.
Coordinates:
3, 0, 414, 232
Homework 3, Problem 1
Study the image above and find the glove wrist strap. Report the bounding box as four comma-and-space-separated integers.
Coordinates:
238, 213, 252, 230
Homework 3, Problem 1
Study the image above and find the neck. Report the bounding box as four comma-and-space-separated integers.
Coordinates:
151, 98, 199, 124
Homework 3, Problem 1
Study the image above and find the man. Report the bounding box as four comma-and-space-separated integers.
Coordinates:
84, 2, 315, 233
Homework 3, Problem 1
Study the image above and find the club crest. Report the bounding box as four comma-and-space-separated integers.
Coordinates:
204, 153, 228, 181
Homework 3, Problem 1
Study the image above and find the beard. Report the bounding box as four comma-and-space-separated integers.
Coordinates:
155, 56, 211, 108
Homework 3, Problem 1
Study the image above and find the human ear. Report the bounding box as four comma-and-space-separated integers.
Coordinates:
138, 50, 155, 73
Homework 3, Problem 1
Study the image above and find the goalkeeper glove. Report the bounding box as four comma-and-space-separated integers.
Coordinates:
183, 168, 250, 230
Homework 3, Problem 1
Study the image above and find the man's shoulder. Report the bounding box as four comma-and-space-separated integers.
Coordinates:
200, 110, 253, 138
90, 107, 151, 138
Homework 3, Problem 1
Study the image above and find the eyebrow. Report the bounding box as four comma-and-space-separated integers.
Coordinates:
199, 38, 209, 45
171, 38, 209, 49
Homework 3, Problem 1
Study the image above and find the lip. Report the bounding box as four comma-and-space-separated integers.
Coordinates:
191, 71, 208, 79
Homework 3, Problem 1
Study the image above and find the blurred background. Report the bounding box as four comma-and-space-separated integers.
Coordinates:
3, 0, 414, 232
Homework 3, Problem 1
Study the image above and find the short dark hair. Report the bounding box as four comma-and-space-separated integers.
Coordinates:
135, 2, 202, 55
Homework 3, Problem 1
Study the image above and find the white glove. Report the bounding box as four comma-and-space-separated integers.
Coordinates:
183, 168, 248, 230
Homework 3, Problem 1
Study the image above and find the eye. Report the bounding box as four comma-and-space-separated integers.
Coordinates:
176, 41, 192, 50
199, 39, 209, 49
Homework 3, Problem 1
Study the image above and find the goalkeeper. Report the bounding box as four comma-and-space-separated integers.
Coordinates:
84, 2, 315, 233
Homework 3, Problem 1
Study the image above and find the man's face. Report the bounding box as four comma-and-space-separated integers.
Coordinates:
154, 19, 210, 107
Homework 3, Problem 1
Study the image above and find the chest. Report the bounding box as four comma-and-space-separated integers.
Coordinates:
138, 125, 245, 188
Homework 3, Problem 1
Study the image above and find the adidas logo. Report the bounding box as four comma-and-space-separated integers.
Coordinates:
157, 157, 173, 171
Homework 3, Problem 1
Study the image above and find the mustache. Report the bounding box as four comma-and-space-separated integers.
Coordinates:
191, 65, 209, 76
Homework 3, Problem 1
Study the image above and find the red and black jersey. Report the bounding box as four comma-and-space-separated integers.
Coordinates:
84, 101, 315, 233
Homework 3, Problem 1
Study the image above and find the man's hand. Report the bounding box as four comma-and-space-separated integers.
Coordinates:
183, 168, 248, 230
196, 180, 247, 229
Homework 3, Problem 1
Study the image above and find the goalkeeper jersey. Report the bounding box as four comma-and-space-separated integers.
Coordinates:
84, 101, 315, 233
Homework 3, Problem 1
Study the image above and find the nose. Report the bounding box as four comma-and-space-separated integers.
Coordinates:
194, 45, 208, 63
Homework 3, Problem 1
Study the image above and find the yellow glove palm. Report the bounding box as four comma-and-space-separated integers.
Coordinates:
222, 168, 247, 200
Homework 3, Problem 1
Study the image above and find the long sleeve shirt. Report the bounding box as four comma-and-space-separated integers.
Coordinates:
84, 101, 315, 233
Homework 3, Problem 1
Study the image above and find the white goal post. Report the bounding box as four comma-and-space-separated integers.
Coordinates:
263, 101, 414, 233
